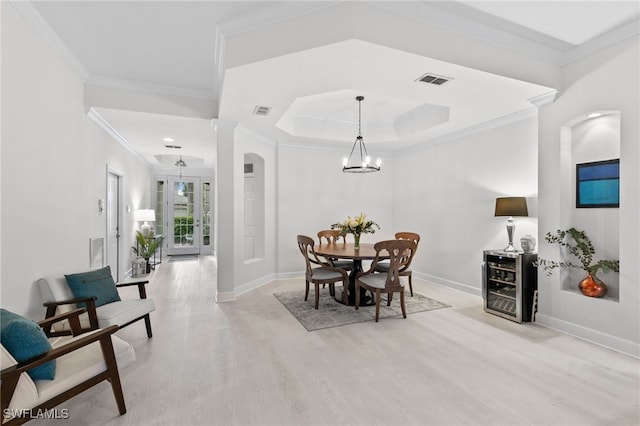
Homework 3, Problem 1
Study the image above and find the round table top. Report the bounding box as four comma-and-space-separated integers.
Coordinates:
314, 243, 380, 260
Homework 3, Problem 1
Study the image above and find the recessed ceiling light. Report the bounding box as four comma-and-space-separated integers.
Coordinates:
163, 137, 175, 142
586, 112, 603, 118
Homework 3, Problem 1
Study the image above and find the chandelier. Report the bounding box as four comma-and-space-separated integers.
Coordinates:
342, 96, 381, 173
175, 155, 187, 178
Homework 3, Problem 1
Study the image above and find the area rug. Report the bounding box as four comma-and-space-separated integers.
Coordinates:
273, 290, 451, 331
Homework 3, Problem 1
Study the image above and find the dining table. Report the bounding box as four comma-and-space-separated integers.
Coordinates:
314, 242, 386, 306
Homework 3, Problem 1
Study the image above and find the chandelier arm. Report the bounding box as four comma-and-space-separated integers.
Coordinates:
347, 138, 359, 163
361, 138, 369, 159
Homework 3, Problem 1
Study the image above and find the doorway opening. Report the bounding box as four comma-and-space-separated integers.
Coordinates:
155, 176, 213, 257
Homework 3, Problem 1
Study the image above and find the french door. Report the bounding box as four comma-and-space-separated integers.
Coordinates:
167, 177, 201, 255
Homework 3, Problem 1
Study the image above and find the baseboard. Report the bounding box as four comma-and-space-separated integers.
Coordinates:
234, 273, 277, 296
536, 313, 640, 358
415, 272, 482, 297
277, 271, 304, 280
215, 291, 237, 302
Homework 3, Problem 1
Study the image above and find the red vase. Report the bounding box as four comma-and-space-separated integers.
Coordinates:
579, 274, 608, 298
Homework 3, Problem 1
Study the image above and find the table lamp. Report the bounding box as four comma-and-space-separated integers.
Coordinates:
135, 209, 156, 237
494, 197, 528, 252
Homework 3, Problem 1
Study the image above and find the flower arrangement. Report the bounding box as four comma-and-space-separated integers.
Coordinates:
331, 213, 380, 249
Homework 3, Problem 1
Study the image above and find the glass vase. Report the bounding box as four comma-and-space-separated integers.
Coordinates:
354, 234, 361, 250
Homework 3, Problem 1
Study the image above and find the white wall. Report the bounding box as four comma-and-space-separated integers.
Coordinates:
0, 4, 152, 318
393, 116, 539, 295
233, 127, 277, 293
277, 145, 395, 275
213, 123, 280, 300
557, 114, 621, 299
537, 36, 639, 356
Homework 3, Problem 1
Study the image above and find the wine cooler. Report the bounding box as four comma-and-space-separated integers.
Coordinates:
483, 250, 537, 323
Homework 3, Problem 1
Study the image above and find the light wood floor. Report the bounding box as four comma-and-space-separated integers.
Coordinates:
34, 255, 639, 426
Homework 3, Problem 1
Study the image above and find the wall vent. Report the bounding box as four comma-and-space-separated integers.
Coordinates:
244, 163, 254, 174
253, 105, 272, 116
164, 144, 182, 149
416, 73, 452, 86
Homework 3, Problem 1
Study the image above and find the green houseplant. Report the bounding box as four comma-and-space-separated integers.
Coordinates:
132, 231, 159, 273
537, 227, 619, 298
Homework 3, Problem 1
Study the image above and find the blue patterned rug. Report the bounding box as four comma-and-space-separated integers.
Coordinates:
274, 289, 450, 331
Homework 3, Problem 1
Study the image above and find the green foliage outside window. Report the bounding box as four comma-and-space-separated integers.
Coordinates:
174, 216, 194, 239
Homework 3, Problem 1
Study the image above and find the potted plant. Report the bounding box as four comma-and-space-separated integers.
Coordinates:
537, 227, 619, 298
132, 230, 159, 273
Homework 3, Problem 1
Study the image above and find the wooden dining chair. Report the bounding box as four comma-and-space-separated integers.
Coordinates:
317, 230, 353, 271
374, 232, 420, 296
355, 239, 417, 322
297, 235, 349, 308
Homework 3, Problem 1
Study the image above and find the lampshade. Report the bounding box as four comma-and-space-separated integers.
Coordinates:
135, 209, 156, 222
494, 197, 528, 217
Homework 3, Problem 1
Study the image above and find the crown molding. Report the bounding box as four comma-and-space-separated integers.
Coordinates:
276, 141, 346, 153
394, 107, 539, 157
236, 125, 277, 148
373, 2, 640, 68
528, 91, 559, 108
86, 75, 216, 101
371, 1, 569, 65
87, 108, 150, 166
218, 1, 339, 37
277, 108, 538, 155
562, 18, 640, 65
213, 25, 226, 114
10, 0, 89, 80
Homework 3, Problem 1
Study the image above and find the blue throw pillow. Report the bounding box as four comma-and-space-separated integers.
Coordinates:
0, 309, 56, 380
65, 266, 121, 308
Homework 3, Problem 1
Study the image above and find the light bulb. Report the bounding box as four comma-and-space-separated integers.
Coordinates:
365, 156, 371, 165
376, 158, 382, 167
342, 157, 348, 167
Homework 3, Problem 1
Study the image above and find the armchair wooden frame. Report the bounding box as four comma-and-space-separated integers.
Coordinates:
297, 235, 349, 309
1, 309, 126, 425
42, 279, 153, 338
356, 239, 418, 322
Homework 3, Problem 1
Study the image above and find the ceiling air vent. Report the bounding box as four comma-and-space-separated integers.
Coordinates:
253, 105, 272, 116
416, 73, 452, 86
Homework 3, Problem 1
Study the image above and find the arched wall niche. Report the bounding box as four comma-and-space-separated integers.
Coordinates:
558, 111, 620, 301
243, 153, 266, 262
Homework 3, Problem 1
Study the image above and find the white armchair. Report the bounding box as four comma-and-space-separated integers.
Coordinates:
38, 268, 155, 338
1, 308, 135, 425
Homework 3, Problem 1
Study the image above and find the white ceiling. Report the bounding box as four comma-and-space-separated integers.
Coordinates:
462, 0, 640, 45
25, 0, 639, 169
